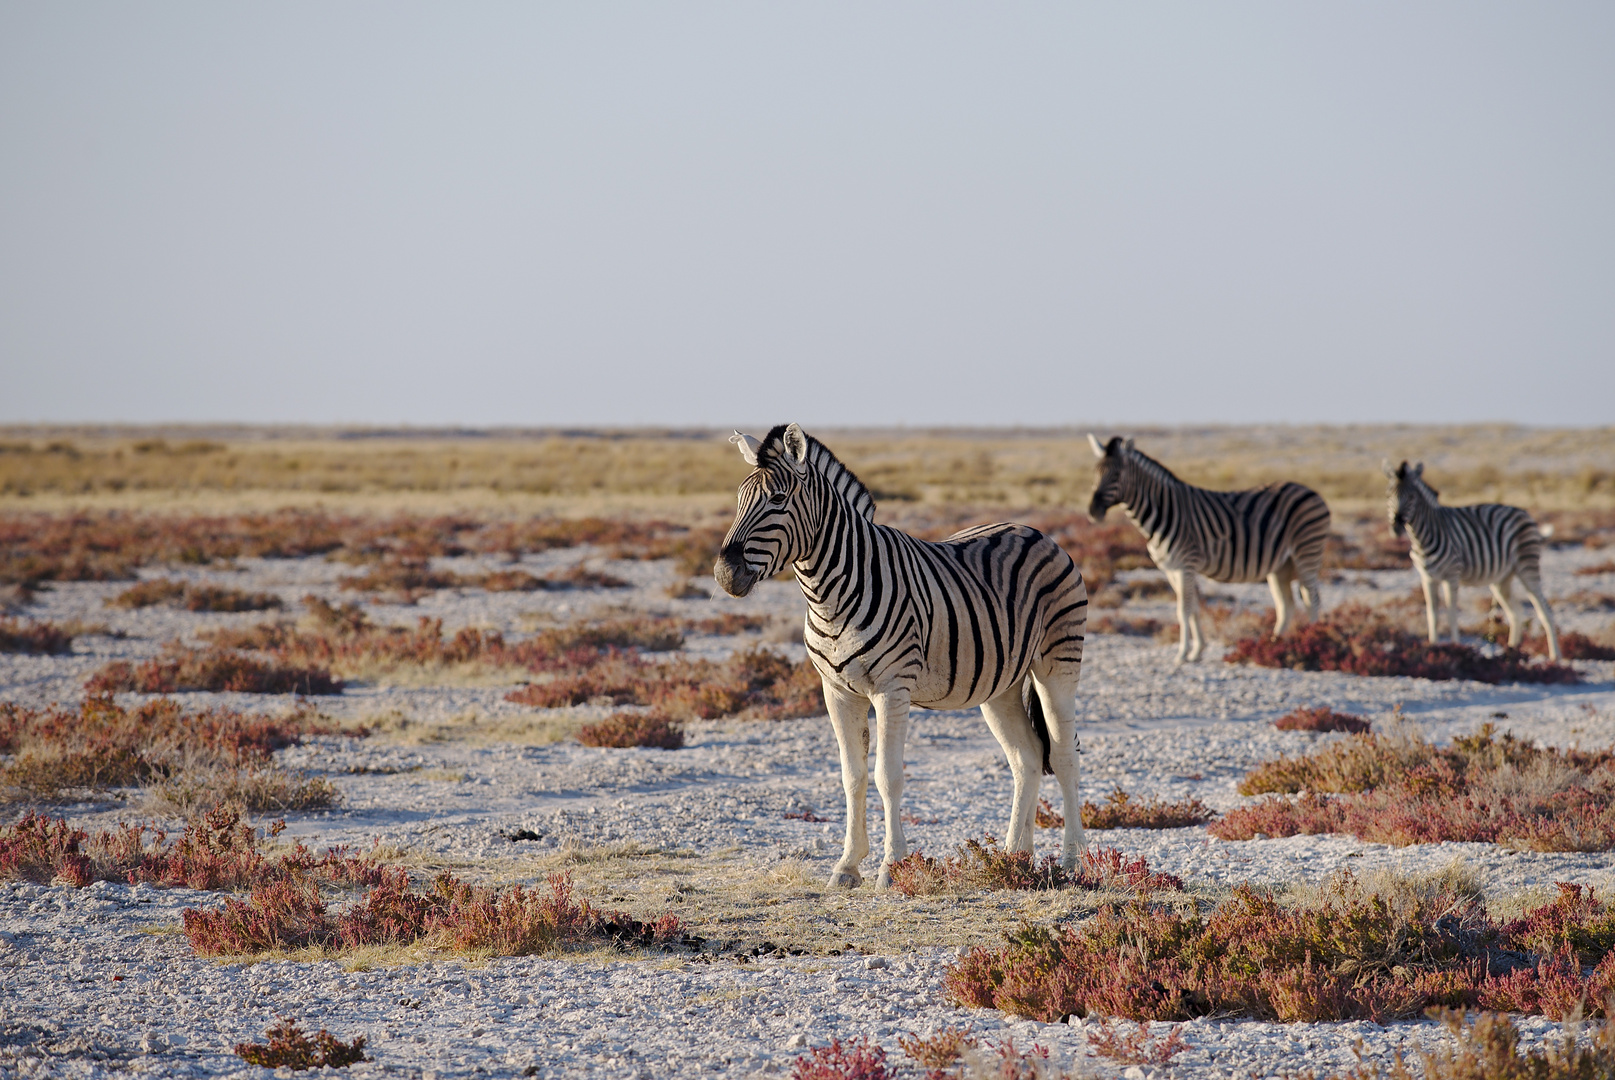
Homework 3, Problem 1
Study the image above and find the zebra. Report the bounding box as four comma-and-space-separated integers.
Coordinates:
1383, 460, 1561, 661
1086, 434, 1332, 662
714, 424, 1088, 890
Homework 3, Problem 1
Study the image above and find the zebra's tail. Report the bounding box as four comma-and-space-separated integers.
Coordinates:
1023, 677, 1054, 776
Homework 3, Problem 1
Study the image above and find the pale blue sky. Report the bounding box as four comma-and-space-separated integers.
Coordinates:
2, 3, 1611, 427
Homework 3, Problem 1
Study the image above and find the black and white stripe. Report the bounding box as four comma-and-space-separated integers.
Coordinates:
1087, 434, 1332, 661
1384, 460, 1561, 660
715, 423, 1088, 889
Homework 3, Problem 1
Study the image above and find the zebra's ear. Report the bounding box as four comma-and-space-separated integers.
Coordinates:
1381, 459, 1398, 479
730, 431, 761, 467
781, 423, 810, 474
1396, 460, 1409, 479
1123, 437, 1135, 455
1412, 462, 1424, 479
1087, 433, 1106, 459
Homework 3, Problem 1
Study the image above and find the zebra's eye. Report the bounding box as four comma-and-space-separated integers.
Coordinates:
768, 491, 788, 506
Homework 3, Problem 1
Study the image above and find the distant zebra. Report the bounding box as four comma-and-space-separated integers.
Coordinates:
1087, 435, 1332, 661
1383, 460, 1561, 661
714, 424, 1088, 889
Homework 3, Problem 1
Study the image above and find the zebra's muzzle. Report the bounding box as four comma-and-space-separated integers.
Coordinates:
713, 547, 759, 597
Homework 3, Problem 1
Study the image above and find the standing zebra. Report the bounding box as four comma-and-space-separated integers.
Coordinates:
714, 424, 1088, 890
1087, 435, 1332, 662
1383, 460, 1561, 661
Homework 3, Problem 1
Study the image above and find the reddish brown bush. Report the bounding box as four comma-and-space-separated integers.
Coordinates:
1213, 725, 1615, 851
1226, 603, 1580, 684
1555, 632, 1615, 662
1274, 706, 1372, 734
478, 569, 544, 592
0, 617, 75, 654
887, 837, 1182, 897
111, 579, 282, 612
185, 867, 686, 957
1081, 787, 1216, 829
337, 558, 460, 603
85, 646, 341, 695
945, 868, 1615, 1024
0, 804, 381, 890
577, 712, 685, 749
235, 1017, 367, 1070
507, 645, 823, 721
0, 696, 343, 804
1086, 1019, 1188, 1065
792, 1037, 893, 1080
1089, 614, 1164, 637
208, 598, 684, 682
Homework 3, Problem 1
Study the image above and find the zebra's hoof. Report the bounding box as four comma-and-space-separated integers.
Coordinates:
875, 866, 894, 891
827, 868, 862, 890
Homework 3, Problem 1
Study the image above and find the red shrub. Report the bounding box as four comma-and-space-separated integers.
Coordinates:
792, 1037, 893, 1080
507, 645, 823, 721
1081, 787, 1216, 829
85, 646, 342, 695
946, 868, 1615, 1025
111, 579, 282, 612
1212, 726, 1615, 851
577, 712, 686, 749
1274, 706, 1371, 734
1556, 632, 1615, 662
0, 617, 75, 654
1226, 603, 1580, 684
234, 1017, 366, 1070
183, 876, 332, 953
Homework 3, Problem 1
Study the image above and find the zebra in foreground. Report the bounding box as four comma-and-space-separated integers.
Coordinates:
714, 424, 1088, 889
1087, 434, 1332, 662
1383, 460, 1561, 661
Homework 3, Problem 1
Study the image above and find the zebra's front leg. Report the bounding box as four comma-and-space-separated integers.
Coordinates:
1418, 571, 1441, 644
822, 681, 872, 889
869, 689, 911, 891
1167, 569, 1204, 662
1266, 563, 1296, 638
1516, 573, 1563, 662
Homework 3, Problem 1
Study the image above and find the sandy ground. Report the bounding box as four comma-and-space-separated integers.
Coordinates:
3, 542, 1615, 1078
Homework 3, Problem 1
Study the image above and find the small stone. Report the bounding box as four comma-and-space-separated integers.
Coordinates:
863, 957, 887, 970
1123, 1068, 1146, 1080
786, 1033, 808, 1049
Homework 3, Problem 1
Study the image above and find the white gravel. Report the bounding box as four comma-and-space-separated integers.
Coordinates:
2, 545, 1614, 1078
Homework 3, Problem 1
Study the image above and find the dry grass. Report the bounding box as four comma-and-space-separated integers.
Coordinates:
5, 426, 1614, 517
0, 617, 76, 655
1214, 723, 1615, 851
85, 645, 342, 696
887, 838, 1183, 897
1313, 1008, 1615, 1080
576, 711, 686, 749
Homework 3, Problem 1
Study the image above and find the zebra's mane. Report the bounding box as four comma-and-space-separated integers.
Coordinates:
1122, 443, 1184, 489
757, 425, 876, 520
1404, 469, 1442, 506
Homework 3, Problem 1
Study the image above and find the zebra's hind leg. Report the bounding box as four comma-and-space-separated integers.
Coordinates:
979, 687, 1045, 856
1490, 576, 1524, 647
1029, 669, 1084, 870
869, 689, 911, 891
1166, 569, 1204, 662
1266, 562, 1297, 638
1515, 570, 1563, 662
822, 680, 873, 889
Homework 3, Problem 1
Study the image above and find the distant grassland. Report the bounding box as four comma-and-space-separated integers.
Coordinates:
1, 424, 1611, 516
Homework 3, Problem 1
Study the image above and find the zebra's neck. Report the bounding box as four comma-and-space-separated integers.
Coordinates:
791, 474, 881, 625
1116, 452, 1187, 541
1400, 487, 1445, 559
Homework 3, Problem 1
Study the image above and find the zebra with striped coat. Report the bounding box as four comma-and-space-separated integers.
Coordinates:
1383, 460, 1561, 661
714, 424, 1089, 889
1087, 435, 1332, 662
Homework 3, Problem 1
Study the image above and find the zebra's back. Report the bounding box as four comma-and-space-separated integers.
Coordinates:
1182, 482, 1332, 584
1420, 503, 1543, 584
806, 522, 1085, 712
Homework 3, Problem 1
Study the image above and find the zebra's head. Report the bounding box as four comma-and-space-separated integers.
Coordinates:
1086, 434, 1134, 523
1383, 460, 1435, 537
714, 424, 816, 598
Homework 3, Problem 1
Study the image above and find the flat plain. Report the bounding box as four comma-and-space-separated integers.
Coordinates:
2, 424, 1614, 1079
